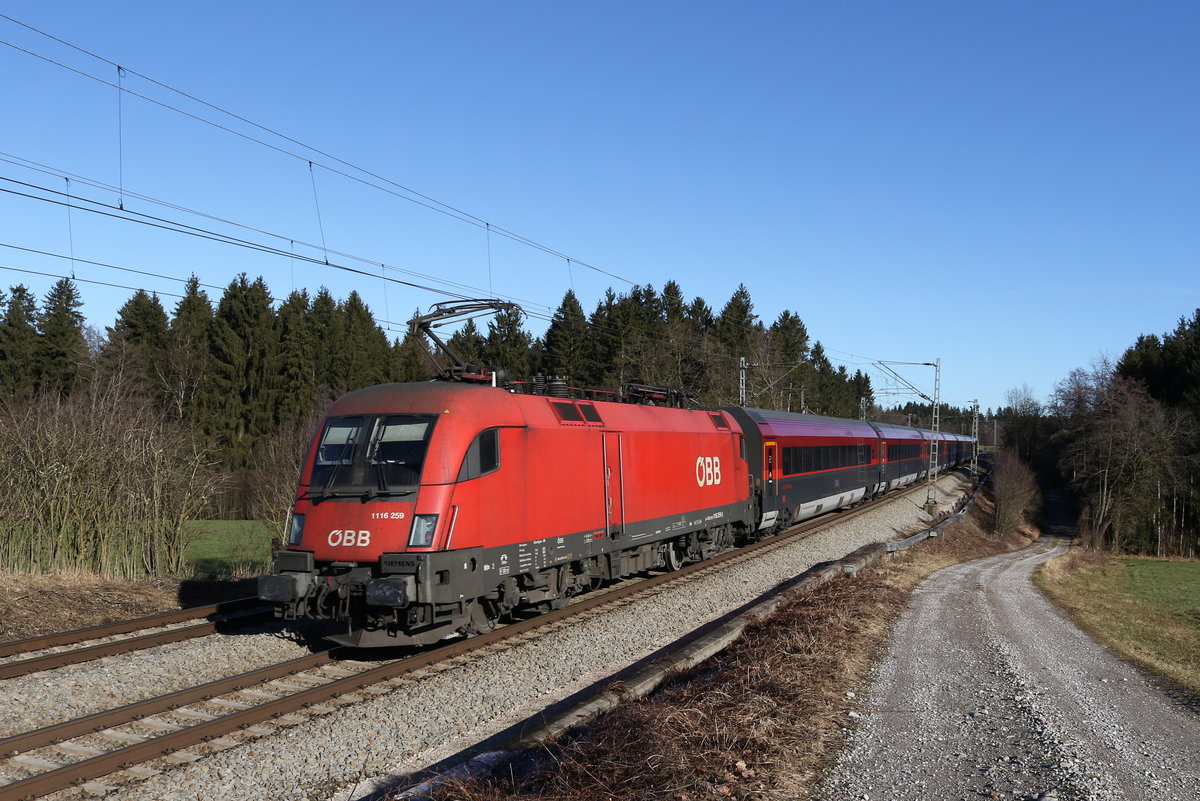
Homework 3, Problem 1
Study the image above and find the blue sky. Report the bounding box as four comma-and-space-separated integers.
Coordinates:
1, 1, 1197, 414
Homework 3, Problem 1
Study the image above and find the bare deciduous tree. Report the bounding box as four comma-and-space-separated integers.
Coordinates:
1056, 375, 1194, 554
0, 373, 225, 578
991, 448, 1041, 535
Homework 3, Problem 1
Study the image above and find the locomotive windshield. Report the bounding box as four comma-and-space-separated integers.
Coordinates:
308, 414, 437, 498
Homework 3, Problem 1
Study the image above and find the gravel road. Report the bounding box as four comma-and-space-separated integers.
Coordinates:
820, 538, 1200, 801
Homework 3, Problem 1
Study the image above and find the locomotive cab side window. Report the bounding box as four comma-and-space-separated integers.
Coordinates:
458, 428, 501, 481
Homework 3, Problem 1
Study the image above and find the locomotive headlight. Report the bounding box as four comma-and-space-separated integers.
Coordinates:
289, 513, 306, 546
408, 514, 439, 548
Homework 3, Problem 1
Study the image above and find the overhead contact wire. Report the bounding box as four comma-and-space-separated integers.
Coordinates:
0, 18, 633, 286
0, 156, 551, 312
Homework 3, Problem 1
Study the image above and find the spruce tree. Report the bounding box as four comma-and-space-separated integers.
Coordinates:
483, 307, 532, 380
850, 369, 874, 414
203, 274, 280, 467
36, 278, 88, 397
277, 289, 318, 424
447, 318, 485, 366
0, 285, 39, 400
620, 285, 666, 383
769, 310, 810, 364
714, 283, 758, 357
1118, 309, 1200, 422
167, 276, 213, 422
542, 289, 589, 380
686, 296, 715, 333
341, 291, 392, 390
662, 280, 687, 326
585, 290, 622, 389
309, 287, 346, 395
806, 341, 837, 415
105, 290, 170, 397
394, 331, 434, 382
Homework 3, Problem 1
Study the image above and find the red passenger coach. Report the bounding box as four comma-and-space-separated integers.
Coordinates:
725, 408, 882, 532
865, 421, 929, 492
260, 382, 754, 647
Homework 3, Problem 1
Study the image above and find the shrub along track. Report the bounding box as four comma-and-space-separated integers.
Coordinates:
0, 477, 968, 801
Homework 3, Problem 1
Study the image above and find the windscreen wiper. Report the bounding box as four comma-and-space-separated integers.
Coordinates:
361, 488, 416, 501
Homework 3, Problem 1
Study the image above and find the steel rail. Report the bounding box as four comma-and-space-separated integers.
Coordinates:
0, 607, 273, 680
0, 597, 261, 657
0, 477, 966, 801
0, 650, 337, 756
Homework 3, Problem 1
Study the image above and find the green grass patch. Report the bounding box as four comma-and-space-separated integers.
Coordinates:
1119, 559, 1200, 621
184, 520, 280, 578
1035, 552, 1200, 694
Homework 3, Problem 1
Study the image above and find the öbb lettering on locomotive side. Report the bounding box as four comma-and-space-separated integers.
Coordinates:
259, 381, 973, 648
695, 456, 722, 486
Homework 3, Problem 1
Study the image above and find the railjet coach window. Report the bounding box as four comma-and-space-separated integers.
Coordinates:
458, 428, 501, 481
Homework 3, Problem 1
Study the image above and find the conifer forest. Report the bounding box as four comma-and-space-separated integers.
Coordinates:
2, 272, 1194, 577
0, 275, 888, 577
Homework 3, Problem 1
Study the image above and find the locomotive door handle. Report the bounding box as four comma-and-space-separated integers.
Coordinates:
604, 466, 612, 511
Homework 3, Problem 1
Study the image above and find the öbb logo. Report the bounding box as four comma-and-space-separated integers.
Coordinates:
328, 530, 371, 547
695, 456, 722, 487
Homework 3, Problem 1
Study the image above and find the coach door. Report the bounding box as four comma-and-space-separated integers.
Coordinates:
764, 440, 778, 501
603, 432, 625, 538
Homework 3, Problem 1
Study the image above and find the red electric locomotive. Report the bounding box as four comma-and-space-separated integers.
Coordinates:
258, 381, 755, 646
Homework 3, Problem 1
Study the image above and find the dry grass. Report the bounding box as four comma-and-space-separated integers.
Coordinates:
426, 504, 1033, 801
0, 571, 182, 641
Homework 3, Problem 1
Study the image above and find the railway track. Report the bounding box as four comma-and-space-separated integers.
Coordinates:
0, 599, 272, 681
0, 478, 964, 801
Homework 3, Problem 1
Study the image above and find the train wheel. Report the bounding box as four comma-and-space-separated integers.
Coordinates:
545, 564, 571, 610
466, 600, 498, 635
664, 542, 685, 571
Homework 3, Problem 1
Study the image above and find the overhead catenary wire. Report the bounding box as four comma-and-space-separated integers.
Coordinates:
0, 242, 226, 295
0, 24, 782, 358
0, 23, 934, 398
0, 170, 775, 373
0, 176, 569, 341
0, 262, 186, 300
0, 235, 789, 385
0, 176, 492, 303
0, 153, 554, 315
0, 16, 634, 287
